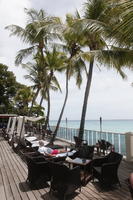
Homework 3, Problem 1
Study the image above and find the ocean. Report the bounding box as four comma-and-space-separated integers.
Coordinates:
50, 119, 133, 133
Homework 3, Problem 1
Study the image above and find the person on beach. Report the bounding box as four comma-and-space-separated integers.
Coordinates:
38, 140, 66, 156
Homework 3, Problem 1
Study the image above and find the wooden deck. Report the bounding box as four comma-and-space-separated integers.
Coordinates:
0, 137, 132, 200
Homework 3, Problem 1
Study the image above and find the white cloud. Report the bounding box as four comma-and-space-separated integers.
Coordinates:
0, 0, 31, 83
31, 0, 85, 18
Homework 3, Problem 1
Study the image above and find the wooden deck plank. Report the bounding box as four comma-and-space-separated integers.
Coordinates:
2, 140, 50, 200
0, 141, 31, 200
1, 140, 42, 200
0, 151, 13, 200
0, 168, 7, 200
0, 141, 22, 200
0, 137, 132, 200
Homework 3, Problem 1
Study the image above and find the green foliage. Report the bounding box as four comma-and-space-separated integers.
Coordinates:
14, 86, 33, 115
0, 63, 18, 113
30, 105, 45, 117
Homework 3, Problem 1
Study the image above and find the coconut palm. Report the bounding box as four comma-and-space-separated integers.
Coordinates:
42, 47, 66, 131
21, 60, 46, 115
22, 50, 62, 118
70, 0, 130, 139
5, 9, 62, 116
50, 14, 86, 144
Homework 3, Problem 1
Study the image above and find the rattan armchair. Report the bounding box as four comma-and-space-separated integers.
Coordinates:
92, 152, 123, 187
74, 136, 88, 149
25, 155, 51, 188
71, 145, 94, 160
49, 162, 82, 200
98, 140, 113, 155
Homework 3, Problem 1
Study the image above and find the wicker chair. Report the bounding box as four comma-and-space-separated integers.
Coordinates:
98, 140, 113, 155
74, 136, 88, 149
49, 162, 82, 200
71, 145, 94, 160
92, 152, 123, 187
25, 155, 51, 188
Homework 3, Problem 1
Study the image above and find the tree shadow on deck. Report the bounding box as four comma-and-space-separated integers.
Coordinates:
91, 180, 121, 193
41, 191, 80, 200
0, 137, 6, 141
19, 181, 49, 192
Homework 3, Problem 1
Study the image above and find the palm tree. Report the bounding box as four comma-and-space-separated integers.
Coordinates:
50, 14, 86, 144
22, 59, 46, 115
6, 9, 62, 116
73, 0, 129, 139
42, 47, 66, 131
22, 51, 62, 118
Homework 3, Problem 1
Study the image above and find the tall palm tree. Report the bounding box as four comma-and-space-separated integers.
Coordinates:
22, 59, 46, 115
6, 9, 62, 116
42, 47, 66, 130
50, 14, 86, 144
22, 51, 62, 118
73, 0, 129, 139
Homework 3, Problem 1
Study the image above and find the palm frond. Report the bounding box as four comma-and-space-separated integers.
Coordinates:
5, 25, 27, 40
15, 46, 36, 65
94, 48, 133, 78
51, 76, 62, 92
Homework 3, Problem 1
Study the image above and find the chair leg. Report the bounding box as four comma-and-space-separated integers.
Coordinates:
92, 176, 95, 182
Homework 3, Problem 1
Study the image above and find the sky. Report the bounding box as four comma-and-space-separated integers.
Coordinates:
0, 0, 133, 120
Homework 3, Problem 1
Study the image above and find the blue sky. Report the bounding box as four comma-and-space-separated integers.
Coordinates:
0, 0, 133, 120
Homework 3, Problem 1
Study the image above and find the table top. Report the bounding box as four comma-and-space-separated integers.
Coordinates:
66, 157, 91, 166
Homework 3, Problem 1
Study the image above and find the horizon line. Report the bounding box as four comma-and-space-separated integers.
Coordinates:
50, 118, 133, 121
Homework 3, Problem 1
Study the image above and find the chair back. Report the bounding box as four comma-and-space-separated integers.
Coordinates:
49, 162, 69, 180
74, 145, 94, 159
74, 136, 83, 148
107, 152, 123, 164
49, 162, 81, 199
25, 154, 51, 185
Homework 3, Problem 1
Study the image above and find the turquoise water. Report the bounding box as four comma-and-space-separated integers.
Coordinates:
50, 119, 133, 133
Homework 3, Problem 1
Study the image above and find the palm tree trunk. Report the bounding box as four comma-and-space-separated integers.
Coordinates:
50, 71, 69, 144
46, 89, 50, 129
43, 89, 50, 132
39, 96, 43, 107
43, 70, 53, 131
28, 88, 40, 116
78, 59, 94, 140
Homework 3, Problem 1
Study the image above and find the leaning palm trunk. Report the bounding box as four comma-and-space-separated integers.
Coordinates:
28, 88, 40, 116
39, 96, 44, 107
78, 59, 94, 140
43, 70, 53, 130
43, 89, 50, 133
50, 71, 69, 144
